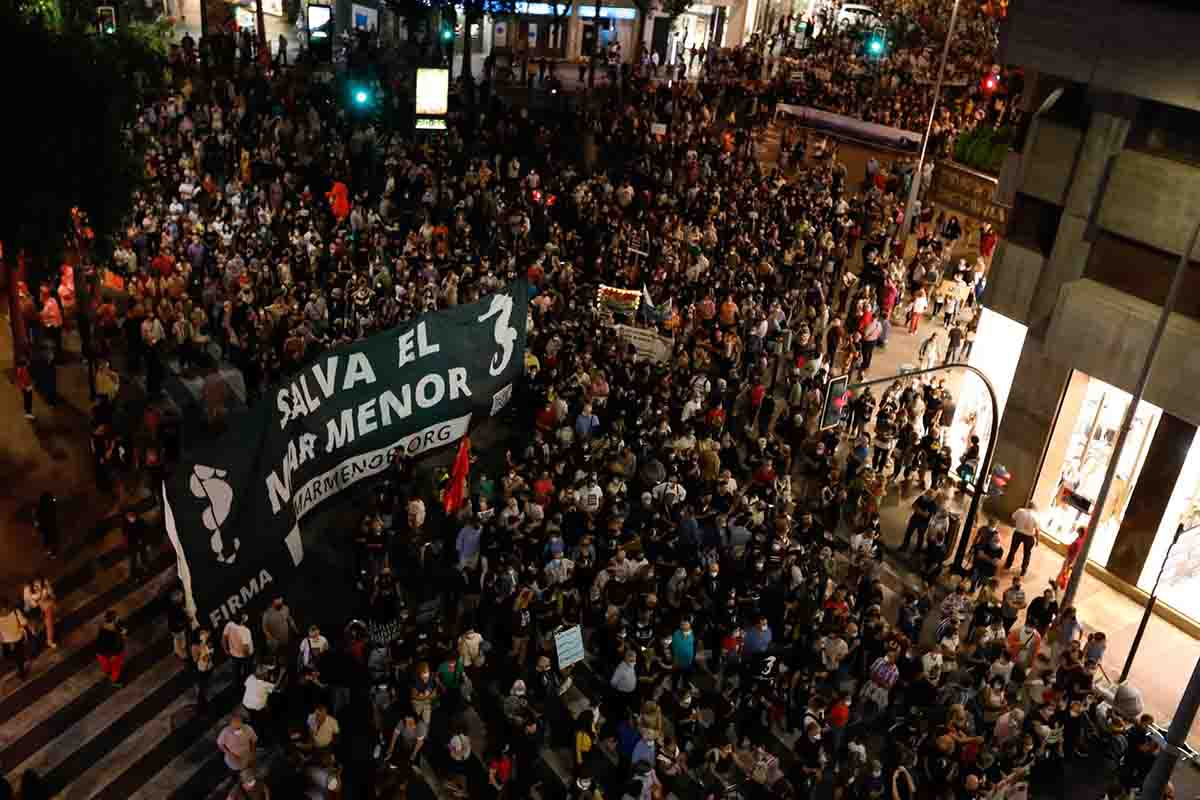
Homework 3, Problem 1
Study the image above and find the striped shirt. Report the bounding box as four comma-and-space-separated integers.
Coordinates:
870, 657, 899, 689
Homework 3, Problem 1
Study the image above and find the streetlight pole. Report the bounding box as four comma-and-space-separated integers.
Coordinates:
255, 0, 267, 60
1120, 523, 1197, 682
901, 0, 961, 239
1141, 654, 1200, 800
849, 359, 998, 570
1062, 215, 1200, 611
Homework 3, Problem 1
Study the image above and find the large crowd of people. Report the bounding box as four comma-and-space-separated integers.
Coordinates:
769, 0, 1019, 164
0, 12, 1167, 800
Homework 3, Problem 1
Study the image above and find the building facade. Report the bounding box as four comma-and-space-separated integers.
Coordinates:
980, 0, 1200, 626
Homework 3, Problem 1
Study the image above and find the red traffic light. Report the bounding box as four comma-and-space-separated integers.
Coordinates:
981, 73, 999, 93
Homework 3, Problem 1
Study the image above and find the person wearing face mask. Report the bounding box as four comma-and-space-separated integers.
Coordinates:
544, 548, 575, 587
670, 619, 696, 677
298, 625, 329, 672
570, 771, 603, 800
217, 712, 258, 775
411, 662, 437, 724
794, 718, 826, 795
190, 627, 215, 709
664, 567, 690, 615
530, 654, 565, 708
610, 649, 641, 713
1120, 713, 1160, 793
226, 768, 269, 800
303, 752, 342, 800
743, 615, 772, 660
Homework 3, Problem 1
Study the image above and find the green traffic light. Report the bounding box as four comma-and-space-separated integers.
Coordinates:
355, 89, 369, 104
868, 38, 883, 54
442, 29, 453, 41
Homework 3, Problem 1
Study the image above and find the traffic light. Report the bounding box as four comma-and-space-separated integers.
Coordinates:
96, 5, 116, 34
348, 83, 373, 111
819, 374, 852, 431
981, 68, 1001, 94
864, 27, 887, 59
441, 23, 454, 42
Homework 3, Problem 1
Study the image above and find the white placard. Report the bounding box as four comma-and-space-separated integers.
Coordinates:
554, 625, 585, 669
614, 324, 673, 363
415, 68, 449, 116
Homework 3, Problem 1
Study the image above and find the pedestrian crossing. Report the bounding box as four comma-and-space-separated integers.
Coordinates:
0, 489, 919, 800
0, 531, 246, 800
0, 527, 815, 800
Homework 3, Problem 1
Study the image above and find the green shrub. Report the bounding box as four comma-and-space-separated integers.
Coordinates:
953, 125, 1011, 175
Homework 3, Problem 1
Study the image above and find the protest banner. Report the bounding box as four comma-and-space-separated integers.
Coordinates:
163, 282, 529, 627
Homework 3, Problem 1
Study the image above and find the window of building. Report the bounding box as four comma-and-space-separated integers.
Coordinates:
1005, 192, 1061, 258
1138, 435, 1200, 622
1127, 100, 1200, 168
1035, 373, 1161, 567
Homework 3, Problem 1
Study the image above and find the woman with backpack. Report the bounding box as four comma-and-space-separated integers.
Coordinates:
96, 611, 127, 687
0, 598, 29, 678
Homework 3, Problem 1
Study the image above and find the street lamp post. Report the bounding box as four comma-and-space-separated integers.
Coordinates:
1120, 522, 1198, 682
849, 360, 998, 570
255, 0, 267, 60
901, 0, 962, 239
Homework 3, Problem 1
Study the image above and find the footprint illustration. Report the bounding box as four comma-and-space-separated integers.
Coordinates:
190, 465, 240, 564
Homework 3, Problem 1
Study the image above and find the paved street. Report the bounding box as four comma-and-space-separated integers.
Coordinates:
2, 119, 1200, 797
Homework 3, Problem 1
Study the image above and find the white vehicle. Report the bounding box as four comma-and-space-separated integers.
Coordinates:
837, 3, 881, 28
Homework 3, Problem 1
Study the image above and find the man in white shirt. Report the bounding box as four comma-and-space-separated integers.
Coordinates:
575, 477, 603, 513
681, 392, 704, 423
652, 478, 686, 508
305, 704, 340, 752
1007, 503, 1041, 577
242, 666, 277, 740
922, 647, 944, 685
222, 612, 255, 683
610, 650, 639, 697
242, 666, 276, 713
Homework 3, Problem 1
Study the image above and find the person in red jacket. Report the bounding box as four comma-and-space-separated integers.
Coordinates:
1056, 526, 1086, 590
15, 357, 35, 421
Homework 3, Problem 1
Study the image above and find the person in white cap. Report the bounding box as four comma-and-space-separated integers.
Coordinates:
502, 679, 533, 726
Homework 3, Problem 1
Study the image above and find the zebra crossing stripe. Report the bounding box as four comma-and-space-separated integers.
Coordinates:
90, 667, 242, 800
0, 561, 174, 720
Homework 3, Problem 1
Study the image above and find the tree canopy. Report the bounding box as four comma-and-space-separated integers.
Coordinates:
0, 0, 163, 270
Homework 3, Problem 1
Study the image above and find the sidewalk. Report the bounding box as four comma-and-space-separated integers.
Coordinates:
0, 314, 126, 596
855, 295, 1200, 749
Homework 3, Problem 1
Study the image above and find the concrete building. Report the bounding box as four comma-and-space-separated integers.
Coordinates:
979, 0, 1200, 629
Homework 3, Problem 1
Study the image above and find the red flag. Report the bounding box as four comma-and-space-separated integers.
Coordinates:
443, 437, 471, 515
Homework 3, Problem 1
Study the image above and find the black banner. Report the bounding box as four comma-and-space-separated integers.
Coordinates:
163, 282, 529, 628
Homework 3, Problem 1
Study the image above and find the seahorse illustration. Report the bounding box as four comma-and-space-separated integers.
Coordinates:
189, 465, 240, 564
477, 293, 517, 376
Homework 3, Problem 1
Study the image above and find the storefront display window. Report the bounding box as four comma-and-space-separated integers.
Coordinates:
1138, 436, 1200, 623
946, 308, 1026, 473
1040, 374, 1161, 568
